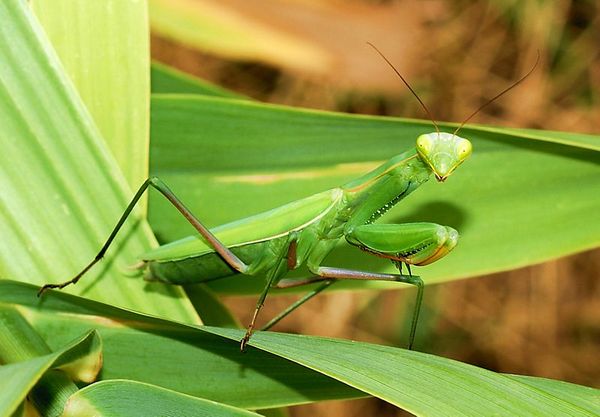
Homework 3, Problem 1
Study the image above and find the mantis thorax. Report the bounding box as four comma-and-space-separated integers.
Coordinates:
341, 134, 472, 230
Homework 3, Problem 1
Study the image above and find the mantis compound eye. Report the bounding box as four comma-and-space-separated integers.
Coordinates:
416, 134, 433, 154
455, 139, 472, 160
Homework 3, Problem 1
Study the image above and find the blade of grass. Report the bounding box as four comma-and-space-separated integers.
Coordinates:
3, 281, 598, 416
0, 0, 197, 320
63, 380, 262, 417
31, 0, 150, 193
209, 327, 599, 417
0, 330, 101, 417
0, 281, 365, 410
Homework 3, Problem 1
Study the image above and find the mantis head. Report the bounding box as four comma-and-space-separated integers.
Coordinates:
367, 42, 535, 183
416, 132, 472, 182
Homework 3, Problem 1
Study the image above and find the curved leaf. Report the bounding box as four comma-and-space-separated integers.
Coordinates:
0, 281, 364, 410
3, 281, 597, 416
0, 330, 101, 417
0, 0, 197, 319
62, 380, 261, 417
209, 327, 599, 417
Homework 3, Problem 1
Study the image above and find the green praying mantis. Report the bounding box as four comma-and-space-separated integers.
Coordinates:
39, 44, 536, 351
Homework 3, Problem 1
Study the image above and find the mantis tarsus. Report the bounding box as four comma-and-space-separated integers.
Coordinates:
39, 45, 536, 351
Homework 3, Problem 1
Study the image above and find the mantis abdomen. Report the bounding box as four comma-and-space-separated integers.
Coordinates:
146, 236, 289, 285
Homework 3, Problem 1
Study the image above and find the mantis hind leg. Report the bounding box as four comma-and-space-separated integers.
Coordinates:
38, 177, 250, 296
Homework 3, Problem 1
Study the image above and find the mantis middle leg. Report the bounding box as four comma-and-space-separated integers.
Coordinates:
239, 235, 298, 351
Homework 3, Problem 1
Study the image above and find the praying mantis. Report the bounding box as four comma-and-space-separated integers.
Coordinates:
39, 45, 536, 351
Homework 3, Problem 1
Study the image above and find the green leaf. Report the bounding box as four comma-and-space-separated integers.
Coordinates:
32, 0, 150, 192
508, 375, 600, 415
0, 305, 102, 384
0, 330, 101, 417
62, 380, 261, 417
209, 327, 599, 417
3, 281, 597, 416
0, 0, 197, 319
149, 95, 600, 294
0, 281, 364, 410
151, 61, 243, 98
0, 305, 81, 416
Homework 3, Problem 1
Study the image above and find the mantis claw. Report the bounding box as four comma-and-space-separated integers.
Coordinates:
240, 328, 253, 352
37, 282, 67, 297
37, 284, 52, 297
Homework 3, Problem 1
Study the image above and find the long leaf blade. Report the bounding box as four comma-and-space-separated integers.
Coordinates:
31, 0, 151, 192
0, 281, 364, 410
0, 0, 197, 319
3, 281, 597, 416
209, 327, 599, 417
63, 380, 261, 417
0, 330, 101, 417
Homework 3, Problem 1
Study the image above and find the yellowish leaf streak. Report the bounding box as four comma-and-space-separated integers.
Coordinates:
214, 161, 380, 185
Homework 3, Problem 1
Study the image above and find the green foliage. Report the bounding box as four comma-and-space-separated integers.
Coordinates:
2, 281, 598, 416
0, 0, 598, 416
32, 0, 151, 192
0, 0, 197, 319
0, 324, 100, 416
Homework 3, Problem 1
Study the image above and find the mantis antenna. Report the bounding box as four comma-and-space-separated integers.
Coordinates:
367, 42, 440, 135
454, 50, 540, 136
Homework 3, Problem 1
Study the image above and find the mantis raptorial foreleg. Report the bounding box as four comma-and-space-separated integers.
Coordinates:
258, 220, 453, 349
37, 177, 249, 295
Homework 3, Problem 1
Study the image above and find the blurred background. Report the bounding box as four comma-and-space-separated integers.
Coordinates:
149, 0, 599, 415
